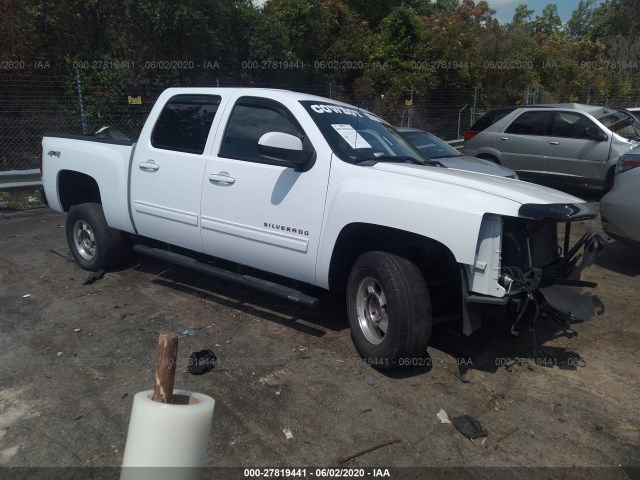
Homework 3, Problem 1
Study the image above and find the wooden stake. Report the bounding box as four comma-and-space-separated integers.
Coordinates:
152, 332, 178, 404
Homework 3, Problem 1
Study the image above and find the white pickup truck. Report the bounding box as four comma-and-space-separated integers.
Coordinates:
41, 88, 605, 368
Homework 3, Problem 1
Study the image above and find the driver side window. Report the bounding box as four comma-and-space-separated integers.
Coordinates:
552, 112, 597, 139
219, 98, 307, 164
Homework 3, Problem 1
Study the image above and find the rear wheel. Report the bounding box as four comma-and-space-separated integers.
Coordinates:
66, 203, 124, 271
346, 251, 432, 369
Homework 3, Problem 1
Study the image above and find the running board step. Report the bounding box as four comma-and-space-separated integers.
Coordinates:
132, 245, 319, 308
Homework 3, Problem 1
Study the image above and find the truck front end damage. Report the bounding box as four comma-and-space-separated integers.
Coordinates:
462, 202, 607, 336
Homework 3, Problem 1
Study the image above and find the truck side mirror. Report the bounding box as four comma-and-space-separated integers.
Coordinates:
258, 132, 313, 170
585, 126, 608, 142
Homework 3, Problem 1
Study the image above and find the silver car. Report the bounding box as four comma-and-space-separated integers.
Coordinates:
397, 127, 517, 178
463, 104, 640, 190
601, 146, 640, 247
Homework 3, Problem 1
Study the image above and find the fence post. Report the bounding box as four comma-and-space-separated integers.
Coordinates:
76, 72, 88, 135
457, 104, 468, 139
471, 87, 477, 127
407, 86, 414, 128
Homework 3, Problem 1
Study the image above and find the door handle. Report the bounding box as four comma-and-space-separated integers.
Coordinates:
499, 137, 508, 141
138, 161, 159, 171
549, 141, 559, 145
208, 172, 235, 185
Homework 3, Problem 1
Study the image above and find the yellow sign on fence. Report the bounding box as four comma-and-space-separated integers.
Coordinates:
128, 96, 142, 105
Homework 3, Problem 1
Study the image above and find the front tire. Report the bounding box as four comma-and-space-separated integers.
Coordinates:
66, 203, 124, 271
346, 251, 432, 369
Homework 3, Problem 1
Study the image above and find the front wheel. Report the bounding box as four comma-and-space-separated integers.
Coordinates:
346, 251, 432, 369
66, 203, 124, 271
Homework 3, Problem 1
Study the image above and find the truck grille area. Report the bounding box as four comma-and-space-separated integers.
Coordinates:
502, 218, 558, 271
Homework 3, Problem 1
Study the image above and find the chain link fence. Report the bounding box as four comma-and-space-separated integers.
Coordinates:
2, 72, 640, 172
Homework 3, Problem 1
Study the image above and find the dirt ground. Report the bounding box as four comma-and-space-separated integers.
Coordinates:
0, 197, 638, 479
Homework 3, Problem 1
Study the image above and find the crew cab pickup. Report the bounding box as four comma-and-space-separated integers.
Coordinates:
41, 88, 606, 368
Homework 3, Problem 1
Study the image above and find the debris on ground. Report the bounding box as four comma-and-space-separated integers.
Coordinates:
82, 269, 105, 286
259, 369, 292, 387
283, 428, 293, 440
22, 293, 32, 298
188, 349, 217, 375
437, 409, 451, 424
177, 328, 196, 339
338, 436, 401, 465
73, 328, 81, 332
452, 415, 488, 443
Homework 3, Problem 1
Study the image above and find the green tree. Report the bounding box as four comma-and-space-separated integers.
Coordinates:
345, 0, 395, 28
566, 0, 596, 40
591, 0, 640, 39
512, 4, 534, 26
532, 4, 562, 37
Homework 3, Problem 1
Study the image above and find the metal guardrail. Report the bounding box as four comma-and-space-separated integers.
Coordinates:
0, 169, 42, 190
447, 139, 464, 150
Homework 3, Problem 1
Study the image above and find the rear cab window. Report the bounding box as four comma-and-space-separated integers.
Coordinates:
151, 95, 221, 154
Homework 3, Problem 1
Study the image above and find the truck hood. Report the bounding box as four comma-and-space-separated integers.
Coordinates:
371, 162, 585, 206
437, 155, 517, 178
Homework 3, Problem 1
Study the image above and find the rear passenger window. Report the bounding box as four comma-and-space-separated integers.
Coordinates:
151, 95, 221, 154
220, 97, 310, 164
552, 112, 597, 139
505, 111, 553, 136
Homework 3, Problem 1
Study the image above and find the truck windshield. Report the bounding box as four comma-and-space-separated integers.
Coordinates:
300, 100, 432, 165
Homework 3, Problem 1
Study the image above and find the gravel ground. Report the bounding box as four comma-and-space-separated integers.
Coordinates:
0, 205, 638, 479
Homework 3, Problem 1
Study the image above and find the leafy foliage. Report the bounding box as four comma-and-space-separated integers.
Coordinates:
0, 0, 638, 109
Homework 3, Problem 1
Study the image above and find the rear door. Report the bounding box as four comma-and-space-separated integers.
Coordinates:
130, 94, 223, 252
498, 110, 553, 179
545, 111, 611, 185
199, 95, 330, 284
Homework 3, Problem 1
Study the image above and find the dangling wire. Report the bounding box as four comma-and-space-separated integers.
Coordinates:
504, 266, 540, 340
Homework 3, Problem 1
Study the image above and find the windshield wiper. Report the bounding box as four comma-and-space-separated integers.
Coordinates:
354, 155, 446, 167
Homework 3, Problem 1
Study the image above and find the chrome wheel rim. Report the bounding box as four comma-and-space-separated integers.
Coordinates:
73, 220, 96, 260
355, 277, 388, 345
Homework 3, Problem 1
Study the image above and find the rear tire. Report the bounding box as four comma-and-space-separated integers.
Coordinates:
66, 203, 124, 271
346, 251, 432, 369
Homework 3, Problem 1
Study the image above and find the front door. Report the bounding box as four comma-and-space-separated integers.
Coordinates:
545, 111, 611, 185
200, 96, 330, 284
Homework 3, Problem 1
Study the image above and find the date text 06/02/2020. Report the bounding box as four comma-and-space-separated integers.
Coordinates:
243, 468, 392, 478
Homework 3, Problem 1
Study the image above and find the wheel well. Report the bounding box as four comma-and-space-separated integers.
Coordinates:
58, 170, 102, 212
328, 223, 460, 293
604, 165, 616, 191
